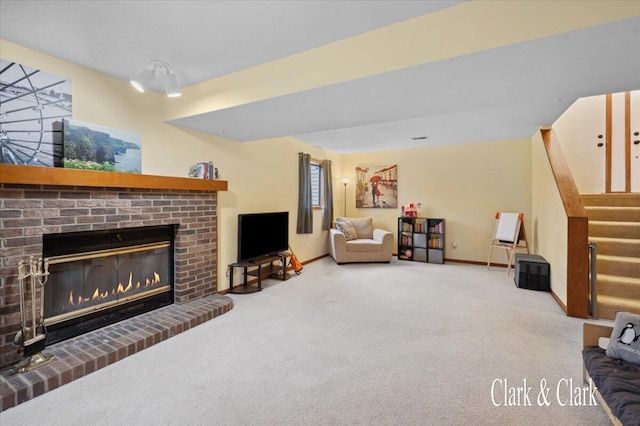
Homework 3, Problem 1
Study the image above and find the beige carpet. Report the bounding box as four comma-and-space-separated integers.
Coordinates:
0, 257, 611, 425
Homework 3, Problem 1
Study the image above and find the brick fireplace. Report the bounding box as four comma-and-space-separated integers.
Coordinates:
0, 165, 231, 410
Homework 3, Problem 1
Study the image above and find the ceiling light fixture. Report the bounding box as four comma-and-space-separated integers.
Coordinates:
130, 68, 154, 93
130, 60, 181, 98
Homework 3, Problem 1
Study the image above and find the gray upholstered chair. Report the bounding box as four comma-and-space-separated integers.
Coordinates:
329, 217, 393, 264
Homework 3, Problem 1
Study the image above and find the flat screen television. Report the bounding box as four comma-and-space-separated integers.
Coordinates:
237, 212, 289, 262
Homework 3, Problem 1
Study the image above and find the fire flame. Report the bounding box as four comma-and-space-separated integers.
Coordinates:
65, 271, 162, 308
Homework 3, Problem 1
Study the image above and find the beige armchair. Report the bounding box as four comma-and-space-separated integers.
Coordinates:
329, 217, 393, 264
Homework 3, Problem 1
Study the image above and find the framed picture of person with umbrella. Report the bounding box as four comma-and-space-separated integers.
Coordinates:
355, 164, 397, 208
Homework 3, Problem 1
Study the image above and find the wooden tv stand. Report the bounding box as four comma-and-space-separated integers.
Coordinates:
228, 253, 290, 294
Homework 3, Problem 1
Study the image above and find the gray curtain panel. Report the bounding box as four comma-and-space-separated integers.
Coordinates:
297, 152, 313, 234
322, 159, 333, 230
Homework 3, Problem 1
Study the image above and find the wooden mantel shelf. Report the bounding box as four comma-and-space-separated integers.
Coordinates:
0, 164, 227, 192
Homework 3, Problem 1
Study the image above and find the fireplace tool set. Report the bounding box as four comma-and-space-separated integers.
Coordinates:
13, 256, 55, 373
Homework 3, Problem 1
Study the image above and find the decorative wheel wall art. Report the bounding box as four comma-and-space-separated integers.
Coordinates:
0, 59, 72, 166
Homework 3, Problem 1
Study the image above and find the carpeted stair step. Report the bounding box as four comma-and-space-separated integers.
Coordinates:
589, 221, 640, 239
584, 194, 640, 320
596, 294, 640, 320
596, 255, 640, 279
590, 237, 640, 257
597, 274, 640, 301
582, 193, 640, 207
585, 206, 640, 222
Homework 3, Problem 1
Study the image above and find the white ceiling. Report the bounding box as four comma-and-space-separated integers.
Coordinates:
1, 1, 639, 153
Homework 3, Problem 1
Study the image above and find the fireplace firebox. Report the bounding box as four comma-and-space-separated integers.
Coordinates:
42, 225, 176, 344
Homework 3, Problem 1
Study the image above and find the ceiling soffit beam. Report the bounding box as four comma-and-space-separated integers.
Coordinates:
164, 1, 640, 123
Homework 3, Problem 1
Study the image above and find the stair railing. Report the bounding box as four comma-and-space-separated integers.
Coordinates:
589, 240, 598, 318
540, 129, 589, 318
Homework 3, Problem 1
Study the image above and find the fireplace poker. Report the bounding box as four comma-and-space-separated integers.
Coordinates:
13, 256, 55, 373
15, 261, 28, 350
38, 258, 49, 335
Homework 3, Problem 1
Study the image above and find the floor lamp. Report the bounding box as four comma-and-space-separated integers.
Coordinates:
341, 178, 349, 216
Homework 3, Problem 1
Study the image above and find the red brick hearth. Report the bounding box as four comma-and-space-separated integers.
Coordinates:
0, 294, 232, 411
0, 174, 230, 411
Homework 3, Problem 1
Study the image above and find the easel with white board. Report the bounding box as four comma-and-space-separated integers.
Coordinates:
487, 212, 529, 275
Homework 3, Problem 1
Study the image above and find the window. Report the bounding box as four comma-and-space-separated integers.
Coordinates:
310, 161, 323, 208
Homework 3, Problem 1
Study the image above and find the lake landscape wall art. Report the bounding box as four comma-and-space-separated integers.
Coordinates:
63, 119, 141, 173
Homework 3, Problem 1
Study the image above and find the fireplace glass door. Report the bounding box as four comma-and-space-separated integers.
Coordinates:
45, 243, 171, 324
42, 225, 175, 343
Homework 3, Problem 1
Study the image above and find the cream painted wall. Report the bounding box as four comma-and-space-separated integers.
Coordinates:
212, 137, 340, 290
339, 139, 532, 264
0, 39, 537, 291
0, 39, 340, 292
553, 95, 606, 195
0, 40, 217, 179
530, 131, 569, 305
553, 90, 640, 195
